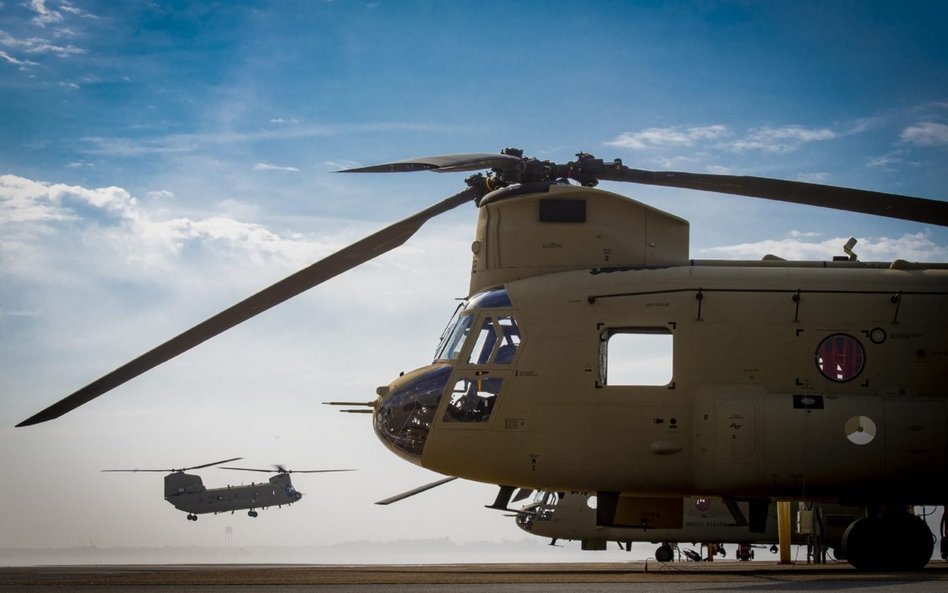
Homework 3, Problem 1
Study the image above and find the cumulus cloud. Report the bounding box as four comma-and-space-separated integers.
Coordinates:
0, 174, 81, 223
0, 174, 334, 281
900, 122, 948, 147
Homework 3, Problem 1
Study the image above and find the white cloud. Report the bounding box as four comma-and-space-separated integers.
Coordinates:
58, 0, 97, 19
866, 151, 906, 169
605, 125, 728, 150
30, 0, 64, 26
606, 123, 842, 155
0, 174, 78, 223
0, 173, 474, 306
324, 159, 362, 170
900, 122, 948, 147
0, 174, 334, 277
253, 162, 300, 172
787, 229, 821, 239
145, 189, 174, 201
0, 30, 85, 57
728, 126, 837, 153
0, 49, 37, 66
697, 232, 948, 262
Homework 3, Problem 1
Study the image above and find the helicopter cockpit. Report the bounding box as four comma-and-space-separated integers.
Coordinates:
373, 287, 521, 463
516, 491, 559, 532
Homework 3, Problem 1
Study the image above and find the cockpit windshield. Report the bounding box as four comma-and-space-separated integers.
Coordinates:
433, 288, 515, 363
376, 287, 521, 463
433, 307, 473, 361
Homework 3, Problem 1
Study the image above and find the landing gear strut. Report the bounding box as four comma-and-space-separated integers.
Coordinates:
842, 511, 933, 570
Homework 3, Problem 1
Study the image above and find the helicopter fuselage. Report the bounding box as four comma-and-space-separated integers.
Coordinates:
164, 471, 303, 515
373, 184, 948, 511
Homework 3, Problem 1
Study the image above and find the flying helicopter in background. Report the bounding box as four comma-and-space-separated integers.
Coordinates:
103, 459, 354, 520
20, 148, 948, 570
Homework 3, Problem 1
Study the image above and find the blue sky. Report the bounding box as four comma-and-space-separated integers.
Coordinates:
1, 0, 947, 558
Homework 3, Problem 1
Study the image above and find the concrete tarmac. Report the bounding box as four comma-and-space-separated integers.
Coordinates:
3, 562, 948, 592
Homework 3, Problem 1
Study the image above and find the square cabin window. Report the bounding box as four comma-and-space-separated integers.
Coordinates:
600, 328, 674, 386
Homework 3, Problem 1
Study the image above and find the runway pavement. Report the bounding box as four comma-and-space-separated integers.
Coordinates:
4, 562, 948, 592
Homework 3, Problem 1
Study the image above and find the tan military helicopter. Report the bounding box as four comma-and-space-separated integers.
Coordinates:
103, 458, 353, 520
512, 491, 864, 563
19, 149, 948, 570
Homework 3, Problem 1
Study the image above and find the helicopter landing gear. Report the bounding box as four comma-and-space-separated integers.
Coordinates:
186, 513, 197, 521
655, 543, 675, 562
736, 543, 755, 561
842, 511, 933, 570
248, 510, 258, 518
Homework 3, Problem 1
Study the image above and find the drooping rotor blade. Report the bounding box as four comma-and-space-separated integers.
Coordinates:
102, 457, 242, 473
339, 153, 522, 174
17, 186, 481, 427
286, 469, 357, 474
185, 457, 244, 471
375, 476, 457, 505
600, 168, 948, 226
220, 466, 356, 474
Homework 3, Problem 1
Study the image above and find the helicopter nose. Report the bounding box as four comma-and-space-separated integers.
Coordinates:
373, 364, 452, 464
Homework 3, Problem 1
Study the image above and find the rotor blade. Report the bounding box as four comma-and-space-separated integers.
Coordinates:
339, 153, 522, 174
323, 401, 376, 407
184, 457, 243, 471
375, 476, 457, 505
285, 469, 357, 474
601, 168, 948, 226
102, 456, 243, 473
220, 467, 356, 474
16, 186, 480, 427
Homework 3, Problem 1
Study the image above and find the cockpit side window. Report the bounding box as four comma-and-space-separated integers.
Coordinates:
442, 375, 503, 423
466, 315, 521, 365
467, 317, 497, 364
495, 316, 521, 364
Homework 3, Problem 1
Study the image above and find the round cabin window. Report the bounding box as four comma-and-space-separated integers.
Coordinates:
816, 333, 865, 382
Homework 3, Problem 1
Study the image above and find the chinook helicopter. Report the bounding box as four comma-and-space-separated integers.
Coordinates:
19, 149, 948, 570
103, 459, 353, 520
512, 491, 865, 563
